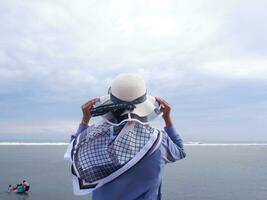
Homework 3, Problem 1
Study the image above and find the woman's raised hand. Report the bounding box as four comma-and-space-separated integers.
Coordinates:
155, 97, 173, 128
81, 98, 98, 126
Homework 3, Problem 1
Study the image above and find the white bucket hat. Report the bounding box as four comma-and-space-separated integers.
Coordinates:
91, 74, 162, 125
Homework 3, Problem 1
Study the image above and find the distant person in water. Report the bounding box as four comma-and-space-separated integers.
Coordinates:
9, 180, 30, 194
16, 183, 25, 194
11, 184, 18, 192
64, 74, 186, 200
22, 180, 30, 192
8, 185, 12, 192
11, 184, 20, 193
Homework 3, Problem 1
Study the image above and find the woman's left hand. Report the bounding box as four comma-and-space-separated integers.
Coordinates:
155, 97, 173, 127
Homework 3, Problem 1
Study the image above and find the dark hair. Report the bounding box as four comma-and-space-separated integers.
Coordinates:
111, 109, 126, 123
23, 180, 26, 183
9, 185, 11, 187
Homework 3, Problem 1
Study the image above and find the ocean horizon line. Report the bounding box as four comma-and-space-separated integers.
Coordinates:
0, 142, 267, 146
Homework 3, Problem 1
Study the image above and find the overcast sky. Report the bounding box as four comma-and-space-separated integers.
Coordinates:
0, 0, 267, 142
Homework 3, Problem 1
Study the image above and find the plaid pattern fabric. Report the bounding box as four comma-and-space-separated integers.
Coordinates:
71, 122, 156, 184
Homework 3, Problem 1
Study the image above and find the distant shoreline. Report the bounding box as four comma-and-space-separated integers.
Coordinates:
0, 142, 267, 146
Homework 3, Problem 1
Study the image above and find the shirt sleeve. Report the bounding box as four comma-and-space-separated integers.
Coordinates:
160, 126, 186, 164
64, 123, 89, 161
70, 123, 88, 142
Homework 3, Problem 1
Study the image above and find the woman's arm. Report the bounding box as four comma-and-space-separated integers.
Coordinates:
156, 97, 186, 162
70, 98, 97, 141
70, 123, 88, 141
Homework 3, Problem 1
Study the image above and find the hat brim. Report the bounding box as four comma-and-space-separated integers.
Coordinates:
95, 94, 162, 125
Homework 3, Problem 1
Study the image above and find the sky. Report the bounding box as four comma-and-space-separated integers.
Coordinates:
0, 0, 267, 142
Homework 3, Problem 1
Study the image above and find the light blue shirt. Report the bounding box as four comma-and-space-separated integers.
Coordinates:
71, 123, 186, 200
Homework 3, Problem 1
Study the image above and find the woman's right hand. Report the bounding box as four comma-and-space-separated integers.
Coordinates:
81, 98, 98, 126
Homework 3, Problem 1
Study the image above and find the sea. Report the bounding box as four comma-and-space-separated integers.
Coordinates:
0, 142, 266, 200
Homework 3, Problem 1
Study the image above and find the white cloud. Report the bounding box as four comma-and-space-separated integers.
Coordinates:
0, 0, 265, 95
198, 58, 267, 81
0, 0, 267, 140
0, 120, 77, 135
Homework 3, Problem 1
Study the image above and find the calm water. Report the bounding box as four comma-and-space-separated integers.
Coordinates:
0, 145, 266, 200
